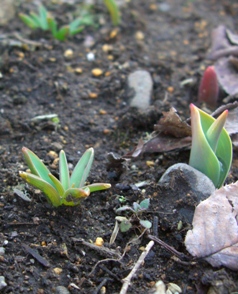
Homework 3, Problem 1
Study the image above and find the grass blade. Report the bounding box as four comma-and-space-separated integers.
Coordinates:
48, 173, 65, 197
39, 5, 48, 30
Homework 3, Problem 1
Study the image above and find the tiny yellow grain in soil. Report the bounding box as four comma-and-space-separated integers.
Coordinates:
92, 68, 103, 77
94, 237, 104, 246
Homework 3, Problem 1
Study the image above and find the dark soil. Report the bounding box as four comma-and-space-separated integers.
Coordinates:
1, 0, 238, 293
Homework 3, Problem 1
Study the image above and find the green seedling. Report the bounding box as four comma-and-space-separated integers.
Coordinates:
189, 104, 232, 188
19, 5, 95, 41
110, 199, 151, 244
19, 147, 111, 207
103, 0, 121, 26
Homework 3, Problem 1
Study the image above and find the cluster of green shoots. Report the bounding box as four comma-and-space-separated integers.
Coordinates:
19, 147, 111, 207
19, 5, 95, 41
19, 1, 120, 41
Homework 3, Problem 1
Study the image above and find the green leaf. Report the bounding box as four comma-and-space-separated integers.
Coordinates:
206, 110, 228, 152
69, 17, 84, 32
119, 219, 132, 232
19, 171, 61, 207
139, 198, 150, 210
59, 150, 70, 190
139, 219, 152, 229
62, 187, 90, 206
103, 0, 121, 26
38, 5, 49, 30
83, 183, 111, 193
22, 147, 56, 188
189, 104, 232, 188
47, 17, 58, 36
70, 148, 94, 188
116, 205, 134, 213
19, 13, 39, 29
29, 12, 42, 28
48, 173, 65, 197
53, 26, 69, 41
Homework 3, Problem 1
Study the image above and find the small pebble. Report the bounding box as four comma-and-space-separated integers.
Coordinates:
0, 276, 7, 290
86, 52, 95, 61
94, 237, 104, 246
0, 247, 5, 255
55, 286, 70, 294
92, 68, 103, 77
64, 49, 74, 58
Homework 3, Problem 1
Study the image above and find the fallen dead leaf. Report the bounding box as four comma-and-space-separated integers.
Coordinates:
185, 182, 238, 270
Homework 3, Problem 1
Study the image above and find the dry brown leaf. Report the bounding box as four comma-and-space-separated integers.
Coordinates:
154, 107, 191, 138
185, 182, 238, 270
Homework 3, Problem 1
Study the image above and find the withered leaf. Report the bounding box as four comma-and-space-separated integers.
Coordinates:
185, 182, 238, 270
154, 107, 191, 138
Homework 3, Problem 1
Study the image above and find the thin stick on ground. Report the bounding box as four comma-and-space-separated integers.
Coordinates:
119, 240, 154, 294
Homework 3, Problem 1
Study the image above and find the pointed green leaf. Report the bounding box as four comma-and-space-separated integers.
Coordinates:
103, 0, 121, 26
70, 148, 94, 188
69, 17, 83, 32
59, 150, 70, 190
19, 13, 39, 29
48, 173, 65, 197
29, 12, 42, 28
39, 5, 49, 30
22, 147, 56, 188
62, 187, 90, 206
83, 183, 111, 193
53, 26, 69, 41
47, 17, 58, 36
19, 171, 61, 207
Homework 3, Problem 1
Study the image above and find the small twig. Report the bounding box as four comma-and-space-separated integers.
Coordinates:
72, 238, 121, 259
148, 234, 190, 261
119, 240, 154, 294
93, 278, 112, 294
210, 101, 238, 117
152, 216, 159, 237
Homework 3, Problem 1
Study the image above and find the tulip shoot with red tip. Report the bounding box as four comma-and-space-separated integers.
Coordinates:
198, 66, 219, 106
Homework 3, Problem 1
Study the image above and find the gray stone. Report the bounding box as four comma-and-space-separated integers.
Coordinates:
159, 163, 216, 200
0, 0, 15, 25
128, 70, 153, 111
0, 276, 7, 290
55, 286, 70, 294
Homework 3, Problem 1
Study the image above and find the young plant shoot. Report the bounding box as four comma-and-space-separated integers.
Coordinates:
19, 147, 111, 207
189, 104, 232, 188
198, 66, 219, 107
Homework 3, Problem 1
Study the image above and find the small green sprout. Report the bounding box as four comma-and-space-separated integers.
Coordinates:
103, 0, 121, 26
19, 147, 111, 207
189, 104, 232, 188
110, 199, 151, 244
19, 5, 95, 41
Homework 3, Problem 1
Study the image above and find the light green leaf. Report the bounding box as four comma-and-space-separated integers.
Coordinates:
83, 183, 111, 193
19, 171, 61, 207
59, 150, 70, 190
139, 219, 152, 229
22, 147, 56, 188
70, 148, 94, 188
53, 26, 69, 41
39, 5, 49, 30
48, 173, 65, 197
103, 0, 121, 26
139, 198, 150, 210
62, 187, 90, 206
19, 13, 39, 29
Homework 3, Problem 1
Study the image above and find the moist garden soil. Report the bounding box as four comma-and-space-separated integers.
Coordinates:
1, 0, 238, 293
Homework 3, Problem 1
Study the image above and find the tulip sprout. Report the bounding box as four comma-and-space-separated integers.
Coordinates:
189, 104, 232, 188
19, 147, 111, 207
